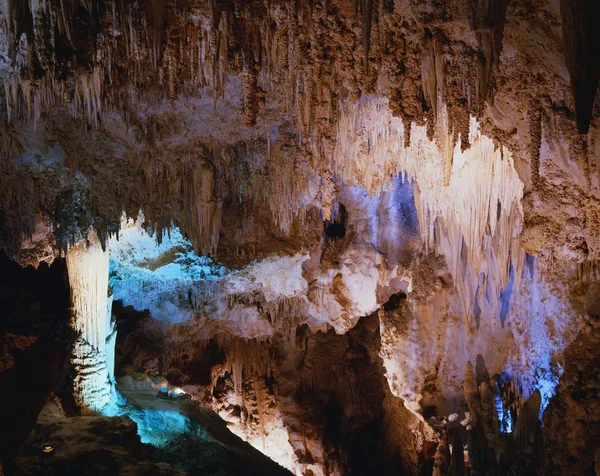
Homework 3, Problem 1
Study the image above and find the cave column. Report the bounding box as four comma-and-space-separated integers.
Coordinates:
66, 230, 116, 414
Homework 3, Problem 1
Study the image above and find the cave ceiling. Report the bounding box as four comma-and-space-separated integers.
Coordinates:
0, 0, 598, 265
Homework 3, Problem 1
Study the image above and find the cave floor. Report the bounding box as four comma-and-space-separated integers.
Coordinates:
12, 381, 292, 476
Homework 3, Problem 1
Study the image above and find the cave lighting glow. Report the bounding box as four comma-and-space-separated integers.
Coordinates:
532, 368, 562, 419
494, 388, 514, 434
126, 407, 208, 447
98, 382, 207, 447
109, 221, 228, 323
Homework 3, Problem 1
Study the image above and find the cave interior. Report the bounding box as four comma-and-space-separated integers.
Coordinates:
1, 0, 600, 475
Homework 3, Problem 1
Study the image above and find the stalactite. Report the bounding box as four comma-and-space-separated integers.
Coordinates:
232, 357, 243, 395
135, 149, 223, 256
242, 61, 259, 127
0, 0, 227, 124
225, 337, 270, 398
421, 32, 445, 131
253, 377, 267, 451
571, 132, 591, 191
443, 144, 453, 187
574, 258, 600, 285
66, 230, 114, 414
361, 0, 374, 73
334, 98, 524, 329
470, 0, 509, 114
560, 0, 600, 134
529, 98, 542, 186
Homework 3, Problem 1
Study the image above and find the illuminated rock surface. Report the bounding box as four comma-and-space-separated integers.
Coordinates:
1, 0, 600, 474
66, 230, 115, 413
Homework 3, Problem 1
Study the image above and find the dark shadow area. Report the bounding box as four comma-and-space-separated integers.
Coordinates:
0, 251, 72, 473
113, 301, 164, 376
324, 203, 347, 239
384, 292, 407, 312
177, 341, 226, 387
542, 311, 600, 474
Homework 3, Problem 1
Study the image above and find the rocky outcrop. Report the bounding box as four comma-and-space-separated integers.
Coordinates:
15, 397, 178, 475
115, 307, 439, 475
16, 384, 293, 475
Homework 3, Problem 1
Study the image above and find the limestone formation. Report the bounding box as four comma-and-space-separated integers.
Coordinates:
1, 0, 600, 474
66, 230, 115, 413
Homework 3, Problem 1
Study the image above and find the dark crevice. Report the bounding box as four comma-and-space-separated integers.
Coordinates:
384, 292, 407, 312
324, 203, 348, 239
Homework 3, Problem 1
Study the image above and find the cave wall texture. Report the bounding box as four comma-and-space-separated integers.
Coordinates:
1, 0, 600, 474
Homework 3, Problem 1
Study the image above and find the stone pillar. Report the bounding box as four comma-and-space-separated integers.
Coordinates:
66, 230, 115, 414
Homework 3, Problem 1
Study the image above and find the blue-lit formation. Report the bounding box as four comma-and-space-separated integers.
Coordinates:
126, 407, 207, 447
109, 224, 228, 323
100, 388, 207, 447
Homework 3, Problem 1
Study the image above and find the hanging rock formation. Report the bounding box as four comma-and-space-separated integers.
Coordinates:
560, 0, 600, 134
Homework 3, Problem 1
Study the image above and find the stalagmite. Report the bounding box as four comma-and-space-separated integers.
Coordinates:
464, 361, 480, 422
514, 389, 541, 454
432, 434, 451, 476
66, 230, 115, 414
449, 432, 465, 476
478, 380, 499, 447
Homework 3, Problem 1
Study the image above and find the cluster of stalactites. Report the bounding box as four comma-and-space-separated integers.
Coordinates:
66, 230, 114, 413
223, 337, 271, 396
229, 137, 313, 236
334, 98, 524, 330
572, 259, 600, 286
132, 149, 222, 257
136, 132, 316, 256
0, 0, 345, 131
0, 0, 524, 263
0, 0, 241, 126
222, 337, 272, 449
